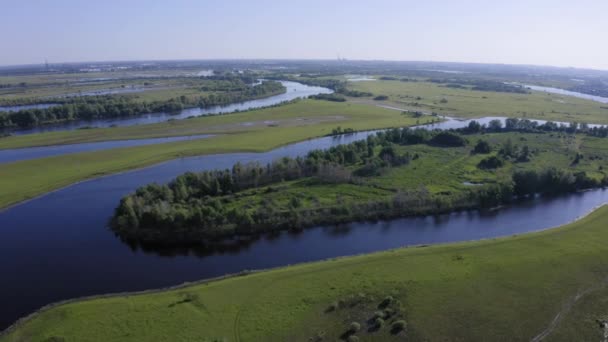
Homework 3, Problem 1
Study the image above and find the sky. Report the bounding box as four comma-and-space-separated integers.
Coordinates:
1, 0, 607, 70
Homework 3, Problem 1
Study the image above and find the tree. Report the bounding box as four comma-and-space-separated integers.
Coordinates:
473, 139, 491, 154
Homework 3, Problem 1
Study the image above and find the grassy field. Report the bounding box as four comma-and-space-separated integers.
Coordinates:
348, 80, 608, 124
0, 100, 423, 209
3, 205, 608, 341
0, 100, 427, 149
212, 132, 608, 218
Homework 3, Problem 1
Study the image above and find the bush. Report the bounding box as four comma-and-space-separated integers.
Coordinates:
374, 317, 385, 328
373, 310, 385, 319
349, 322, 361, 333
391, 320, 407, 332
478, 156, 504, 169
429, 132, 467, 147
379, 296, 394, 308
326, 301, 339, 312
473, 139, 491, 154
347, 336, 359, 342
373, 95, 389, 101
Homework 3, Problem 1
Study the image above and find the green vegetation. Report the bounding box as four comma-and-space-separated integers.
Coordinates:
0, 100, 424, 209
4, 205, 608, 341
428, 78, 530, 94
0, 80, 285, 129
112, 126, 608, 245
349, 80, 608, 124
309, 93, 347, 102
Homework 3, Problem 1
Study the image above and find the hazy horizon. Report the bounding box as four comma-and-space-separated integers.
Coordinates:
2, 0, 607, 70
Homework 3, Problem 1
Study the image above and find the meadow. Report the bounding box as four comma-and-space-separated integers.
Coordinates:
111, 129, 608, 244
3, 205, 608, 341
0, 100, 423, 209
348, 80, 608, 124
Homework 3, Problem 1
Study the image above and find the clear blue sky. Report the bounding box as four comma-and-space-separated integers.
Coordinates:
1, 0, 607, 70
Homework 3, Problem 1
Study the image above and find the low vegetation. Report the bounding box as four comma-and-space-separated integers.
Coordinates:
112, 124, 608, 246
349, 79, 608, 124
0, 100, 423, 209
4, 206, 608, 341
0, 80, 285, 129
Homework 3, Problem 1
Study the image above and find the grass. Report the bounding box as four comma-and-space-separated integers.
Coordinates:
3, 205, 608, 341
0, 100, 422, 209
0, 100, 425, 149
214, 132, 608, 217
348, 80, 608, 124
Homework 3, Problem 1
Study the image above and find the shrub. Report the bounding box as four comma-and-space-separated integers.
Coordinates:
478, 156, 504, 169
391, 320, 407, 332
379, 296, 394, 308
326, 301, 339, 312
473, 139, 491, 154
429, 132, 467, 147
374, 317, 385, 328
347, 336, 359, 342
373, 310, 385, 319
349, 322, 361, 333
373, 95, 389, 101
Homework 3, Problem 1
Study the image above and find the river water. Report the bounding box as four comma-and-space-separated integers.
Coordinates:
2, 81, 608, 330
2, 114, 605, 164
1, 125, 608, 330
523, 84, 608, 104
0, 134, 213, 164
0, 103, 58, 112
3, 81, 333, 135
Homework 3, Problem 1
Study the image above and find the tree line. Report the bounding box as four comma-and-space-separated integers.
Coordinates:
109, 127, 608, 246
0, 80, 285, 129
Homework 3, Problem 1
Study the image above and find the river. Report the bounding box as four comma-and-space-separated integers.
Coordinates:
2, 114, 606, 164
1, 126, 607, 330
3, 81, 333, 135
522, 84, 608, 104
0, 134, 213, 164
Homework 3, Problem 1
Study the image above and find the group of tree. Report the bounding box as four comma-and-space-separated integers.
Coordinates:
428, 78, 529, 94
460, 118, 608, 138
111, 128, 473, 243
111, 127, 608, 245
310, 93, 347, 102
0, 80, 285, 129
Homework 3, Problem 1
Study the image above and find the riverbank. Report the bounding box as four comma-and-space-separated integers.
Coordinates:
3, 205, 607, 341
112, 130, 608, 246
348, 79, 608, 124
0, 100, 422, 209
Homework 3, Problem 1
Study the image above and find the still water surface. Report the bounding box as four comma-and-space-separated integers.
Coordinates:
1, 128, 607, 329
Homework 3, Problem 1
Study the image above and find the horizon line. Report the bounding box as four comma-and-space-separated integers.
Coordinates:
1, 58, 607, 73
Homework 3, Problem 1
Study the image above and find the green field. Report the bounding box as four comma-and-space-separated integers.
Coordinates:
4, 205, 608, 341
348, 80, 608, 124
0, 100, 424, 209
111, 130, 608, 243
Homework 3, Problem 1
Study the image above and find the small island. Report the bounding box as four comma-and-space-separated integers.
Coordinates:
112, 119, 608, 246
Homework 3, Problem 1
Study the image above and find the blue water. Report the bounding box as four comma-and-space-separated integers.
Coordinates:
0, 103, 58, 112
0, 128, 607, 330
0, 135, 213, 164
4, 81, 333, 135
524, 84, 608, 104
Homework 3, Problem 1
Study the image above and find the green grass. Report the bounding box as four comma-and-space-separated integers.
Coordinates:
0, 100, 425, 149
213, 132, 608, 216
4, 205, 608, 341
0, 100, 422, 209
348, 80, 608, 124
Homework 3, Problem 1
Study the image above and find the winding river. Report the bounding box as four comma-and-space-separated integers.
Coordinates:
1, 126, 608, 329
0, 135, 213, 164
4, 81, 333, 135
523, 84, 608, 104
2, 82, 608, 330
1, 115, 605, 164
